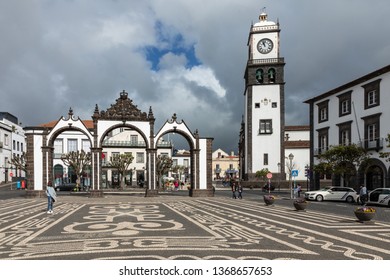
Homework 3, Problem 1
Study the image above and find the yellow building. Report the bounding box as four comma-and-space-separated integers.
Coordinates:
212, 148, 239, 180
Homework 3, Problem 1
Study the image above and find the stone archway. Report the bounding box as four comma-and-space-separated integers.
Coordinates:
358, 158, 387, 191
24, 90, 213, 197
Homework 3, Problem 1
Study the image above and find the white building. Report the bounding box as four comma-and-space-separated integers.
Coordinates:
239, 11, 285, 180
0, 112, 25, 183
305, 64, 390, 190
284, 126, 310, 182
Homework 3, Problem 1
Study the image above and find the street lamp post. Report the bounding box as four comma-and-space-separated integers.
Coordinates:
305, 164, 309, 192
288, 153, 294, 199
277, 162, 281, 192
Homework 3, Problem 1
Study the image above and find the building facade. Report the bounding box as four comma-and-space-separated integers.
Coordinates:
24, 91, 214, 196
212, 149, 239, 180
0, 112, 26, 183
305, 65, 390, 190
240, 10, 292, 182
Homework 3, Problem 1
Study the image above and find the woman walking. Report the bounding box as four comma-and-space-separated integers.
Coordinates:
46, 181, 57, 214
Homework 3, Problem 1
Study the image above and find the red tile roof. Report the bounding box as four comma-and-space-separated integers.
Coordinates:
38, 120, 94, 129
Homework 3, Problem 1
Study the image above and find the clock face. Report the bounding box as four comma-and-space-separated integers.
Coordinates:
257, 38, 273, 54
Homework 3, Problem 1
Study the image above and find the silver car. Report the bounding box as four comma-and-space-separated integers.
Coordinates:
304, 186, 358, 203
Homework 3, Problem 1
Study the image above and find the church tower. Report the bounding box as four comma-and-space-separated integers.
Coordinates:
240, 10, 285, 180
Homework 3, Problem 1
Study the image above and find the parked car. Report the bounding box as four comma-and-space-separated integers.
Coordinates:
55, 183, 81, 192
304, 186, 358, 203
365, 188, 390, 207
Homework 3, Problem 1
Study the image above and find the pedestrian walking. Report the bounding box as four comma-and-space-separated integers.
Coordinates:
231, 181, 237, 199
297, 184, 302, 197
293, 184, 298, 199
46, 181, 57, 214
237, 182, 243, 199
359, 185, 367, 205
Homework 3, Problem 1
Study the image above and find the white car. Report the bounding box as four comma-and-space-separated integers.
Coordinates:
366, 188, 390, 207
304, 186, 358, 203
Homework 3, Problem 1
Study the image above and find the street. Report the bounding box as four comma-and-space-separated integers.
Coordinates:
0, 187, 389, 260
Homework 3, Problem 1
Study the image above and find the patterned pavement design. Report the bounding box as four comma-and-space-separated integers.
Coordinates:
0, 196, 389, 260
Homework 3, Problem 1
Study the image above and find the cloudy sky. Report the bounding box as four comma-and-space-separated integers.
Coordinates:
1, 0, 389, 152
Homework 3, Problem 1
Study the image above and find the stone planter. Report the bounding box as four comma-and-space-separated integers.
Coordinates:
263, 195, 275, 206
293, 199, 308, 211
354, 208, 376, 222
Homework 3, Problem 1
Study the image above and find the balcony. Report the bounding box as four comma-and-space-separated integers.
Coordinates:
102, 140, 147, 147
248, 58, 284, 66
359, 138, 384, 151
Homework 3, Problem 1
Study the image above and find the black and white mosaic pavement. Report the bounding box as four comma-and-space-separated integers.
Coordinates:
1, 196, 389, 260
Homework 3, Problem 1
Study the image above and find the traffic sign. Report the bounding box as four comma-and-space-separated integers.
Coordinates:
291, 170, 299, 177
266, 172, 272, 179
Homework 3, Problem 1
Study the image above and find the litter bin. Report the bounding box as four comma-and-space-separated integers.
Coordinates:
16, 181, 21, 189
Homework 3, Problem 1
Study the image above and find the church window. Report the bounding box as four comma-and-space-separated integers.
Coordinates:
263, 153, 269, 165
268, 68, 276, 83
259, 119, 272, 134
255, 69, 264, 83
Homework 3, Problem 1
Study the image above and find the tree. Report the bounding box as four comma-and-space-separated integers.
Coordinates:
156, 154, 173, 189
255, 168, 270, 184
8, 152, 27, 176
314, 144, 370, 187
61, 150, 92, 190
171, 164, 185, 181
379, 133, 390, 161
108, 153, 134, 189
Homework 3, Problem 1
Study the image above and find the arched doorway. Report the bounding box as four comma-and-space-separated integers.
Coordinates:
366, 165, 383, 190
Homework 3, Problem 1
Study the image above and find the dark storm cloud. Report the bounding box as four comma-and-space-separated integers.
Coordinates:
1, 0, 389, 152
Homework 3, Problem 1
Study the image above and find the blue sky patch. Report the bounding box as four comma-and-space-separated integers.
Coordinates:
144, 21, 201, 71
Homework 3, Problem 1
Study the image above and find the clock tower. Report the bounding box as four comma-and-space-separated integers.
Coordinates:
239, 10, 285, 180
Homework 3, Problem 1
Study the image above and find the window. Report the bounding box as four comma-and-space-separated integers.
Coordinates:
272, 102, 277, 108
82, 140, 91, 152
337, 121, 352, 146
255, 103, 260, 108
131, 135, 138, 145
173, 159, 178, 166
183, 159, 189, 167
363, 79, 380, 109
13, 140, 16, 150
317, 100, 329, 123
4, 134, 9, 146
136, 152, 144, 163
337, 91, 352, 117
317, 127, 329, 154
263, 153, 268, 165
259, 119, 272, 134
362, 113, 382, 150
67, 139, 78, 152
54, 139, 63, 155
